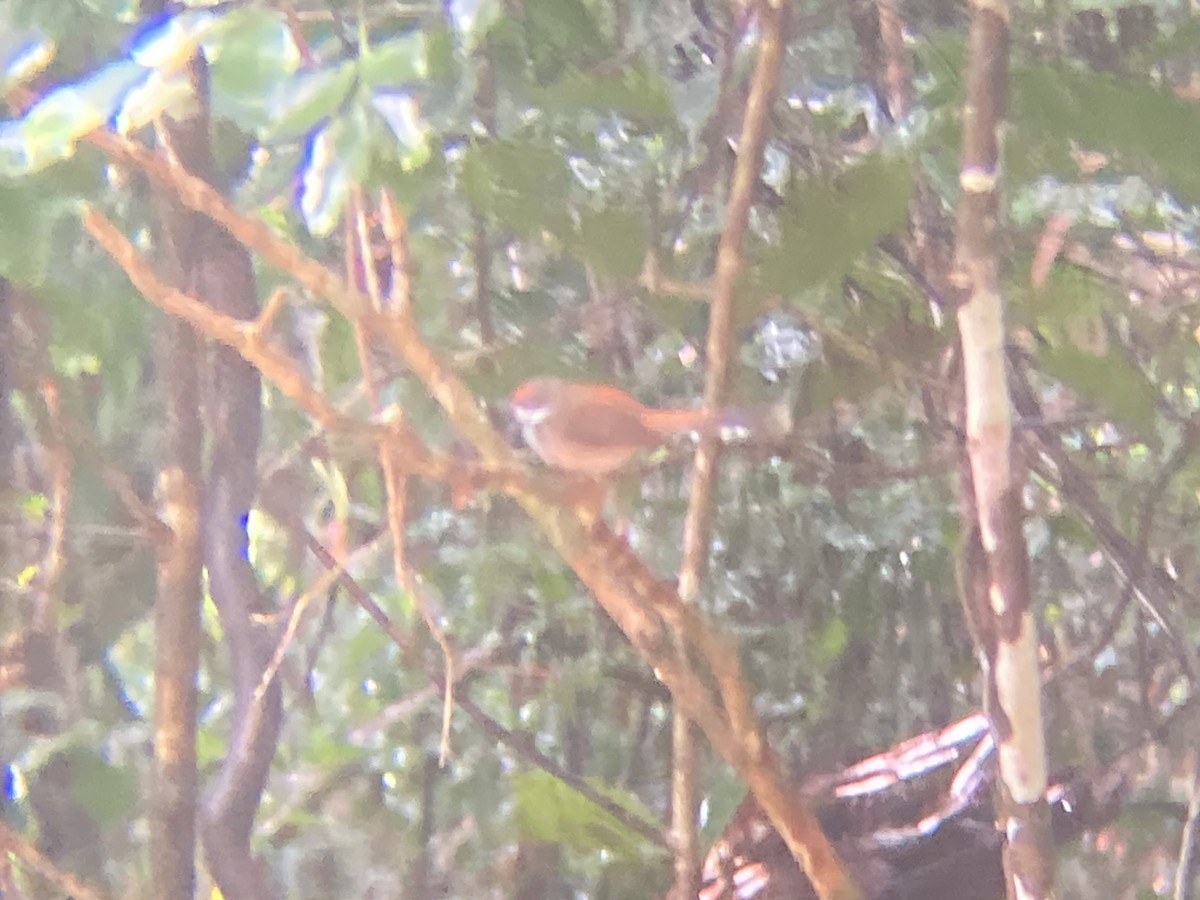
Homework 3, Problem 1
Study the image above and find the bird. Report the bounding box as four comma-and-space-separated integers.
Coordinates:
508, 376, 788, 477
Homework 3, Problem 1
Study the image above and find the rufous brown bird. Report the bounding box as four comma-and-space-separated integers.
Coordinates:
508, 376, 788, 476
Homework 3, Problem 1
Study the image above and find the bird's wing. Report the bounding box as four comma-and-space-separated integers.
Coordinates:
556, 405, 663, 449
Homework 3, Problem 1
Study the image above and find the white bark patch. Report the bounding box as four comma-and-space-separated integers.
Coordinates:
988, 581, 1008, 617
995, 613, 1048, 803
957, 290, 1012, 552
960, 166, 998, 192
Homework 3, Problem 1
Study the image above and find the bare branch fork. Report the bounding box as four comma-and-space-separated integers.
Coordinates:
76, 64, 857, 900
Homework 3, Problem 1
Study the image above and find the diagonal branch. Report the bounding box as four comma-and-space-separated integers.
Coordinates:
81, 132, 857, 898
0, 819, 109, 900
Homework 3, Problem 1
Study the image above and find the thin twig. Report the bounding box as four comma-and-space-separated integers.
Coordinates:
379, 418, 457, 765
0, 819, 109, 900
55, 413, 171, 545
306, 531, 668, 844
378, 189, 411, 315
34, 376, 70, 633
667, 0, 788, 880
348, 192, 457, 764
1176, 749, 1200, 900
250, 554, 348, 714
1051, 423, 1199, 678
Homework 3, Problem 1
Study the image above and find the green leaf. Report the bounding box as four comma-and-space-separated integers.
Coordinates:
65, 747, 138, 827
196, 722, 227, 768
18, 60, 147, 171
0, 160, 93, 284
318, 314, 360, 388
265, 62, 358, 138
812, 615, 848, 667
299, 106, 372, 236
42, 273, 149, 416
304, 727, 367, 770
128, 7, 222, 71
14, 491, 48, 519
446, 0, 504, 53
19, 718, 107, 773
522, 0, 608, 77
113, 68, 194, 134
78, 0, 138, 19
699, 772, 748, 847
513, 770, 651, 862
360, 32, 427, 88
1038, 344, 1159, 435
460, 140, 574, 236
537, 63, 675, 126
1129, 19, 1200, 67
0, 33, 56, 93
571, 207, 647, 279
1011, 265, 1109, 330
0, 184, 58, 282
525, 0, 599, 49
759, 156, 914, 296
370, 140, 442, 211
369, 91, 431, 168
1011, 65, 1200, 202
207, 8, 300, 125
798, 345, 884, 411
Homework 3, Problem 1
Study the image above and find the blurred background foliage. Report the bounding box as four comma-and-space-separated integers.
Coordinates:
1, 0, 1200, 897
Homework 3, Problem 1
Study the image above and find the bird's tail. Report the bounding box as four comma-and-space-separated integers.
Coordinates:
640, 406, 712, 435
715, 401, 793, 443
641, 402, 792, 442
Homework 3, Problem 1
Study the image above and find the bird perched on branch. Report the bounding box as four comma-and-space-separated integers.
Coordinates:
508, 376, 790, 476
